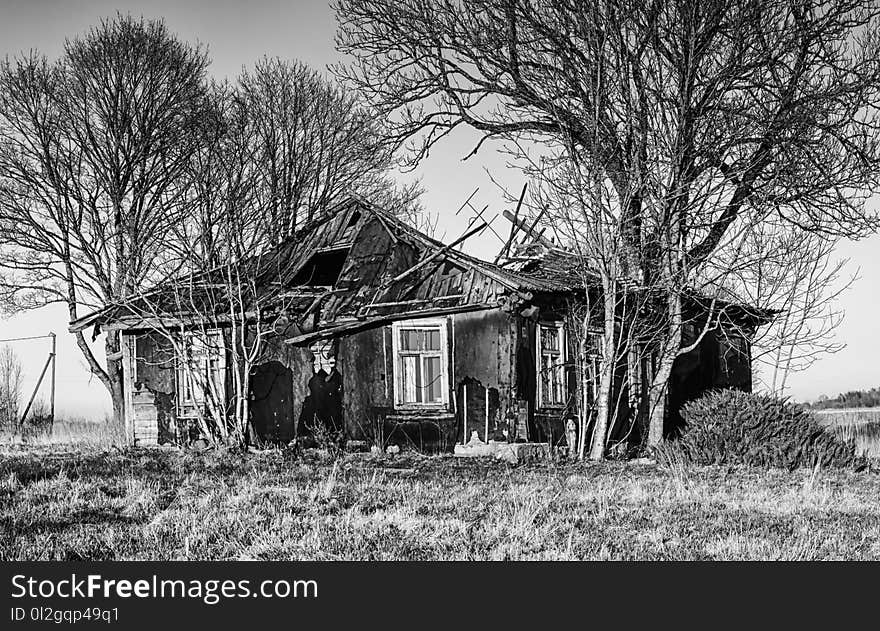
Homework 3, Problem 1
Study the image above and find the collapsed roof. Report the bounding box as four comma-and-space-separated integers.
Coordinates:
69, 195, 774, 342
69, 197, 570, 342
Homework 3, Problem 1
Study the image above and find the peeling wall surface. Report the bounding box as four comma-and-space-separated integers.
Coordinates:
130, 332, 176, 445
339, 326, 390, 441
287, 310, 520, 452
250, 332, 311, 444
453, 310, 515, 443
249, 360, 294, 443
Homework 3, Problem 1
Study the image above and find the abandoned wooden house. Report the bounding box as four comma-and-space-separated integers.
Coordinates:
69, 197, 772, 451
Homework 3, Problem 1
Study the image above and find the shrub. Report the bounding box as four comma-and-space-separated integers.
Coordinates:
660, 389, 862, 470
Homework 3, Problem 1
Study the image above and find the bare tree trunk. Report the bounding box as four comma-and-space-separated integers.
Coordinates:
66, 269, 126, 442
647, 355, 674, 447
104, 331, 126, 442
577, 314, 591, 459
646, 291, 683, 447
588, 281, 617, 460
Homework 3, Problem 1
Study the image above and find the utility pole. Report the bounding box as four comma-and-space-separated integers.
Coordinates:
49, 332, 56, 428
10, 332, 57, 428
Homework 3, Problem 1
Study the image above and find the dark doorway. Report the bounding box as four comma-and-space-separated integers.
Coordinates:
250, 360, 294, 444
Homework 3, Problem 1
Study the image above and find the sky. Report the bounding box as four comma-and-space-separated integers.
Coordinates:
0, 0, 877, 417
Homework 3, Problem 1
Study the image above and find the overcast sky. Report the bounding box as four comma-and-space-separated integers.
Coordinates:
0, 0, 877, 417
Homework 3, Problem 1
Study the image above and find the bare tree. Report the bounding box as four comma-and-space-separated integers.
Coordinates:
178, 58, 417, 260
0, 344, 23, 427
336, 0, 880, 453
729, 225, 854, 395
0, 15, 212, 435
170, 59, 423, 270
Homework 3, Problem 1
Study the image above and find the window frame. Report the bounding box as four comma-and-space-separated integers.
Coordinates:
536, 321, 568, 408
391, 317, 450, 409
174, 328, 226, 421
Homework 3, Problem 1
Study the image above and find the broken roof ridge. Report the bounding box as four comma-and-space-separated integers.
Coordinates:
69, 194, 586, 333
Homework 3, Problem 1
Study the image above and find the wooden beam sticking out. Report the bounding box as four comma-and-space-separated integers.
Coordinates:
361, 294, 465, 312
99, 311, 261, 331
379, 220, 491, 290
501, 206, 552, 248
495, 183, 528, 264
277, 287, 332, 299
284, 302, 498, 346
523, 205, 550, 245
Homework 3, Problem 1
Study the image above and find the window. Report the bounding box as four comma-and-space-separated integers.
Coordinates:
392, 318, 449, 407
175, 329, 226, 420
537, 322, 567, 407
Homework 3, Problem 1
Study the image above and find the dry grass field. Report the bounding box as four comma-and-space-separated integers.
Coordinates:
2, 432, 880, 560
816, 408, 880, 458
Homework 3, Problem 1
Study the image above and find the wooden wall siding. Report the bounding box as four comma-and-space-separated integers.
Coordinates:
339, 326, 390, 441
79, 197, 575, 346
251, 327, 316, 442
265, 200, 363, 288
452, 310, 516, 442
323, 213, 514, 326
129, 332, 176, 445
132, 390, 159, 445
322, 216, 418, 321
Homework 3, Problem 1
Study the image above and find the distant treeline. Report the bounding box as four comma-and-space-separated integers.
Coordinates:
807, 387, 880, 410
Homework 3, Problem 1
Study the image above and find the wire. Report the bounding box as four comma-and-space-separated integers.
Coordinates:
0, 333, 55, 343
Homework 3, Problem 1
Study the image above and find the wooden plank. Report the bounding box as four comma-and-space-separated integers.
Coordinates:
286, 302, 498, 346
461, 269, 476, 305
121, 334, 136, 446
380, 221, 488, 290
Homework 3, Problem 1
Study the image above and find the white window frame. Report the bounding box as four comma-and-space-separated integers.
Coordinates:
392, 317, 449, 409
536, 321, 567, 408
175, 329, 226, 421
